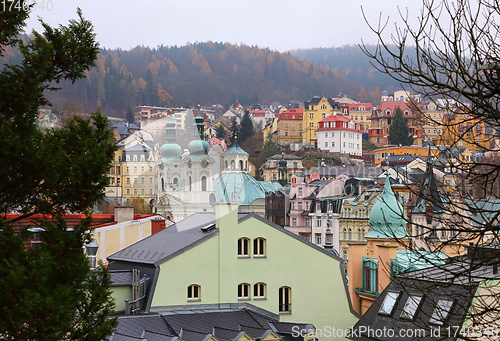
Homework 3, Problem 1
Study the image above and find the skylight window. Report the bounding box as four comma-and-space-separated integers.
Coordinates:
429, 300, 453, 325
379, 292, 400, 315
400, 296, 422, 320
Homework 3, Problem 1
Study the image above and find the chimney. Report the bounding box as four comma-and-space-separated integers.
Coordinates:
114, 206, 134, 223
151, 216, 166, 234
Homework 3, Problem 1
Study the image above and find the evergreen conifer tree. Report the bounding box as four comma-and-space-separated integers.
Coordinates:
0, 8, 117, 340
229, 118, 239, 145
388, 107, 413, 146
239, 110, 255, 143
216, 123, 226, 139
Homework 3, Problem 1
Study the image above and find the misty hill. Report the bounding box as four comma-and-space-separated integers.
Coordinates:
2, 40, 405, 116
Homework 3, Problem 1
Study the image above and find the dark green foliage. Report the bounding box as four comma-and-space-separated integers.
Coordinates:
0, 8, 117, 341
238, 110, 254, 143
229, 118, 239, 145
388, 107, 413, 146
215, 123, 226, 139
263, 131, 276, 150
126, 107, 135, 123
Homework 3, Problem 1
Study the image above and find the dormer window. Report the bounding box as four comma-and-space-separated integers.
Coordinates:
400, 296, 423, 320
386, 110, 391, 115
429, 300, 454, 325
379, 291, 401, 315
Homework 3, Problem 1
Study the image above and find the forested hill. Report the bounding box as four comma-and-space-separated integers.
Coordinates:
2, 40, 402, 116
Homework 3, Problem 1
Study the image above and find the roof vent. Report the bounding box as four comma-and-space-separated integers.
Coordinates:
200, 223, 216, 232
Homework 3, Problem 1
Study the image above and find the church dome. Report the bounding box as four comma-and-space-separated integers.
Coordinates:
188, 139, 210, 155
160, 142, 182, 159
365, 173, 409, 240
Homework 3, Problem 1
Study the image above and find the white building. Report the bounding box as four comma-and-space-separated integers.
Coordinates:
317, 114, 363, 155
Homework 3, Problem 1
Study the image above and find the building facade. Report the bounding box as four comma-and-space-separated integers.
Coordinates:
317, 115, 363, 155
275, 107, 303, 146
302, 96, 341, 147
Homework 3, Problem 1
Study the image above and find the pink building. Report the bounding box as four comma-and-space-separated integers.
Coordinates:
285, 175, 344, 251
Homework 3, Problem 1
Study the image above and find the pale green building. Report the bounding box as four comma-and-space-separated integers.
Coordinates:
108, 203, 359, 339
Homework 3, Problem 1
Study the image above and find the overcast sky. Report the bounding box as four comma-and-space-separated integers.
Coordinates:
24, 0, 425, 52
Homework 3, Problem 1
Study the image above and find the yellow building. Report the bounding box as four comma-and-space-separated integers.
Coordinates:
374, 145, 439, 165
303, 96, 341, 146
341, 103, 375, 133
439, 109, 495, 151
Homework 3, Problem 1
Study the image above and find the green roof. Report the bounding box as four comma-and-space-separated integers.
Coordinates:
214, 172, 282, 205
392, 250, 446, 273
365, 173, 409, 240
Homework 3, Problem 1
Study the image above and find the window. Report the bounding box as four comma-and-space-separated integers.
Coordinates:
149, 188, 153, 195
349, 229, 352, 240
400, 296, 423, 320
253, 238, 266, 257
149, 176, 153, 184
238, 238, 250, 257
292, 218, 297, 226
298, 188, 302, 196
325, 142, 328, 147
141, 176, 145, 184
238, 283, 250, 300
279, 286, 291, 313
325, 131, 328, 137
187, 284, 200, 300
305, 218, 310, 227
429, 300, 453, 325
140, 154, 145, 161
126, 155, 130, 161
343, 228, 347, 240
126, 177, 130, 184
379, 292, 400, 315
315, 233, 321, 244
133, 188, 138, 195
133, 177, 138, 184
254, 283, 266, 299
201, 176, 207, 191
126, 188, 130, 195
298, 202, 303, 210
322, 113, 326, 119
133, 155, 137, 161
149, 166, 153, 172
316, 218, 322, 227
309, 113, 314, 119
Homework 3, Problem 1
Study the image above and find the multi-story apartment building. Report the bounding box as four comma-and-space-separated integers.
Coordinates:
340, 103, 374, 133
439, 108, 495, 151
368, 101, 423, 146
317, 114, 363, 155
275, 107, 303, 146
105, 132, 157, 207
302, 96, 341, 147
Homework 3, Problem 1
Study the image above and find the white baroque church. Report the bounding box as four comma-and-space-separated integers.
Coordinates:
155, 108, 216, 221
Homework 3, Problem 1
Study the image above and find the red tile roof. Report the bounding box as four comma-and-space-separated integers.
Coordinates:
278, 108, 303, 120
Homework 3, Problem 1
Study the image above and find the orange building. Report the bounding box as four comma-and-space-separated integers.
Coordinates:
373, 145, 439, 165
340, 102, 375, 133
439, 109, 495, 151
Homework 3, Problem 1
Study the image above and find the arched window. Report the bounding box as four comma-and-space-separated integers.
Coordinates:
239, 160, 243, 171
173, 178, 178, 185
254, 283, 266, 299
225, 160, 228, 170
238, 238, 250, 257
140, 154, 145, 161
231, 160, 235, 171
349, 229, 352, 240
358, 229, 362, 241
201, 176, 207, 191
238, 283, 250, 300
343, 228, 347, 240
126, 155, 130, 161
245, 160, 248, 171
253, 238, 266, 257
188, 176, 192, 191
362, 229, 365, 239
187, 284, 200, 300
279, 286, 291, 313
133, 155, 138, 161
161, 178, 165, 192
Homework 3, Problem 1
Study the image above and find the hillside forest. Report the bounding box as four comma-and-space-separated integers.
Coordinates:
1, 39, 403, 116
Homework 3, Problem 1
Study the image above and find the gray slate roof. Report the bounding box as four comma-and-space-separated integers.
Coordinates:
109, 309, 314, 341
107, 213, 218, 266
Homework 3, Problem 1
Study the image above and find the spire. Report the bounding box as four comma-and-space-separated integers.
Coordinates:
194, 104, 205, 139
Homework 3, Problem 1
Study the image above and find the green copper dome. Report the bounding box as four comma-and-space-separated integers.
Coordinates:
160, 143, 182, 159
365, 173, 409, 240
188, 139, 210, 155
